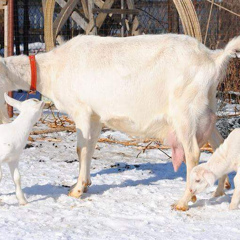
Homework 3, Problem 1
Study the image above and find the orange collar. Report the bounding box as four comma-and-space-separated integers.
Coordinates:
29, 55, 37, 93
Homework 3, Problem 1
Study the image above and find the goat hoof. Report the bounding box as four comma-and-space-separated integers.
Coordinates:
19, 200, 28, 206
83, 186, 88, 193
171, 203, 189, 211
68, 189, 82, 198
191, 195, 197, 203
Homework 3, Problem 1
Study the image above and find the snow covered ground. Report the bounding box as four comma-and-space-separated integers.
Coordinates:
0, 113, 240, 240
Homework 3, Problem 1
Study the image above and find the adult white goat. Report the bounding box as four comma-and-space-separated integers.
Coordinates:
0, 93, 44, 204
0, 34, 239, 210
190, 128, 240, 210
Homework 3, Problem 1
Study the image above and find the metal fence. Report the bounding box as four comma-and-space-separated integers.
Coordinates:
0, 0, 240, 102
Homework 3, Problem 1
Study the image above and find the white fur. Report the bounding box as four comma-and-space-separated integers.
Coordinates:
0, 34, 239, 209
190, 129, 240, 210
0, 93, 44, 205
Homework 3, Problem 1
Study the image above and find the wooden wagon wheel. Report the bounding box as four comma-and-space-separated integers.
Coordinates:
44, 0, 141, 51
173, 0, 202, 42
44, 0, 202, 52
44, 0, 116, 51
44, 0, 89, 51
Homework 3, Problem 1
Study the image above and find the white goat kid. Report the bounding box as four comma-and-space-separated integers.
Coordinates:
0, 34, 239, 210
0, 93, 44, 205
190, 129, 240, 210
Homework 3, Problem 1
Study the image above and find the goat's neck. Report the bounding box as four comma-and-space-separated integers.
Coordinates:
206, 145, 230, 179
12, 112, 37, 140
4, 54, 53, 100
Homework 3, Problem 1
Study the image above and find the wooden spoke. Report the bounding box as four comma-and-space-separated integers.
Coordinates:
86, 0, 114, 34
53, 0, 79, 38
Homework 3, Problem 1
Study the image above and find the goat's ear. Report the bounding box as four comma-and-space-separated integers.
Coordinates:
203, 170, 216, 187
4, 93, 22, 110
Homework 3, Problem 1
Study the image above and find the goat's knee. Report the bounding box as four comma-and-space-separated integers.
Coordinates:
8, 162, 27, 205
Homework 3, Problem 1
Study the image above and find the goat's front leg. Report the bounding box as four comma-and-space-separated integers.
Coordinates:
209, 127, 231, 197
229, 172, 240, 210
8, 161, 27, 205
68, 114, 102, 198
172, 137, 200, 211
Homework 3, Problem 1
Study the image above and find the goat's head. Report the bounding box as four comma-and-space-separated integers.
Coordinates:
4, 93, 45, 122
189, 164, 216, 195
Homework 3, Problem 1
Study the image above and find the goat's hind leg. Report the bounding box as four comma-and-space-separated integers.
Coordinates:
172, 136, 200, 211
170, 116, 200, 211
8, 161, 27, 205
68, 113, 102, 198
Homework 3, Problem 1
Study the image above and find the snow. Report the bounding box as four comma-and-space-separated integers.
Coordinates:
0, 112, 239, 240
0, 42, 45, 56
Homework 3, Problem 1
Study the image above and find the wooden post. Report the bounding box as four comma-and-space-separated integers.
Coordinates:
23, 0, 29, 55
8, 0, 14, 118
14, 0, 20, 55
4, 2, 8, 57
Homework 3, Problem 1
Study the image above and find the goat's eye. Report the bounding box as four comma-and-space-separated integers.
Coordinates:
195, 179, 200, 183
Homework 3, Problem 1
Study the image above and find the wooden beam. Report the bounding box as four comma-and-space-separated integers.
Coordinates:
86, 0, 114, 33
0, 0, 7, 9
4, 3, 8, 57
94, 0, 104, 8
126, 0, 140, 36
126, 0, 134, 9
86, 0, 95, 34
53, 0, 79, 37
92, 8, 139, 15
131, 16, 140, 36
42, 0, 47, 13
81, 0, 89, 19
126, 0, 134, 20
55, 0, 87, 31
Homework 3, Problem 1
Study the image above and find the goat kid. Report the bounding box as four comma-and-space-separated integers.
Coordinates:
190, 128, 240, 210
0, 93, 44, 205
0, 34, 239, 210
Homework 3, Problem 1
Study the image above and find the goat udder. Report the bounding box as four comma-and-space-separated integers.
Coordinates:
167, 132, 185, 172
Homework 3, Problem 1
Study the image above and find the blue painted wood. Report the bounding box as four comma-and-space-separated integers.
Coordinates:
13, 91, 41, 101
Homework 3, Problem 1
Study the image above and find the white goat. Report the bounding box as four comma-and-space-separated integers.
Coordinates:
190, 128, 240, 210
0, 34, 239, 210
0, 93, 44, 205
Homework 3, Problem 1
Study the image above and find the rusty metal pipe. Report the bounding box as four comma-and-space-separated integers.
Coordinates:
7, 0, 14, 118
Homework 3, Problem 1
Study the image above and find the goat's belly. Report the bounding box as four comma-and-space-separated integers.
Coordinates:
103, 115, 170, 139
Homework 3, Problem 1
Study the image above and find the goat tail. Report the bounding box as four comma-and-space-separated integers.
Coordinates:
224, 36, 240, 57
214, 36, 240, 67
